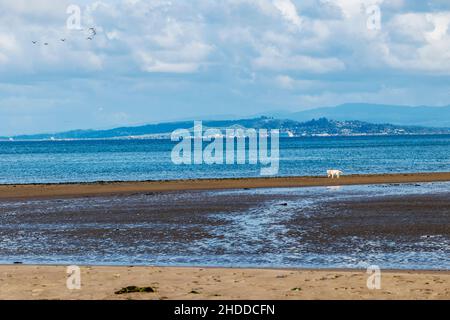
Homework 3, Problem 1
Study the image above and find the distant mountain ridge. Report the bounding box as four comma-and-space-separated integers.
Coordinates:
284, 103, 450, 127
3, 117, 449, 141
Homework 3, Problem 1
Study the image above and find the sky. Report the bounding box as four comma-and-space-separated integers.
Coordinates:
1, 0, 450, 135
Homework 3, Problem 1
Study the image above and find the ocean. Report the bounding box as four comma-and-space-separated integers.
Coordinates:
0, 135, 449, 184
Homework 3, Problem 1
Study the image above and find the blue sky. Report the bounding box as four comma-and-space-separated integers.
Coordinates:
1, 0, 450, 135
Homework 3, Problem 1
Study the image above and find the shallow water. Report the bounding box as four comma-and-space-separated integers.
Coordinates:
0, 182, 449, 269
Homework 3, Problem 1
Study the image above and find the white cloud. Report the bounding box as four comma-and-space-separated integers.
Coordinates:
275, 75, 322, 90
383, 12, 450, 73
137, 51, 200, 73
323, 0, 384, 19
1, 0, 448, 77
426, 13, 450, 41
0, 0, 214, 75
254, 46, 345, 73
273, 0, 303, 30
0, 33, 19, 65
275, 75, 295, 88
0, 0, 70, 19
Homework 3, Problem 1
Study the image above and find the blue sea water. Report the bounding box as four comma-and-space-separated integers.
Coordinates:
0, 135, 449, 184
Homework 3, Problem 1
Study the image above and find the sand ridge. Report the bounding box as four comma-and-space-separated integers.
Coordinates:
1, 172, 450, 199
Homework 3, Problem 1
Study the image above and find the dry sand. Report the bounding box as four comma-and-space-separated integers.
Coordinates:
0, 265, 448, 300
1, 172, 450, 199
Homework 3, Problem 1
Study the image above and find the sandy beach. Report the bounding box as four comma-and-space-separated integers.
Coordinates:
0, 172, 450, 199
1, 173, 449, 300
0, 265, 448, 300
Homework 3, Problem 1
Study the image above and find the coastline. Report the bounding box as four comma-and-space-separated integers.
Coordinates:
1, 172, 450, 199
1, 265, 448, 300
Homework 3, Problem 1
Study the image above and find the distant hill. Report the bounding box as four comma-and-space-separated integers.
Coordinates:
3, 117, 449, 141
286, 103, 450, 127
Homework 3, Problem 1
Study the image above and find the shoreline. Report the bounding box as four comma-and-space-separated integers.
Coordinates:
2, 264, 448, 273
1, 172, 450, 199
0, 265, 448, 300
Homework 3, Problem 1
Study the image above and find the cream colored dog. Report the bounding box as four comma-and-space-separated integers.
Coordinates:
327, 170, 343, 179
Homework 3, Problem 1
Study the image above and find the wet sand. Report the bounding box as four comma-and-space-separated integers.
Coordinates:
0, 265, 448, 300
0, 185, 449, 268
1, 172, 450, 199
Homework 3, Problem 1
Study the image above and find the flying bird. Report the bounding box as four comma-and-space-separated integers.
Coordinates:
60, 38, 66, 42
44, 42, 49, 46
32, 41, 37, 44
86, 27, 97, 41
